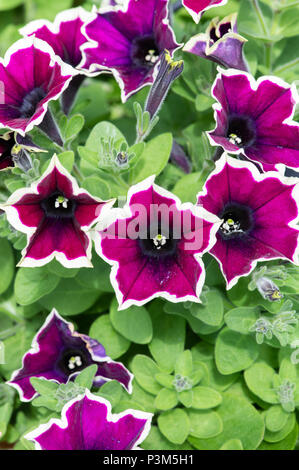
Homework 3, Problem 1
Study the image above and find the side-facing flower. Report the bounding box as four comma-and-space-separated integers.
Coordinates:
0, 132, 46, 172
197, 154, 299, 289
145, 49, 183, 120
0, 37, 74, 143
25, 390, 152, 450
183, 0, 228, 24
94, 175, 220, 310
8, 310, 133, 402
208, 68, 299, 172
80, 0, 180, 101
0, 154, 114, 268
183, 14, 248, 71
20, 7, 93, 115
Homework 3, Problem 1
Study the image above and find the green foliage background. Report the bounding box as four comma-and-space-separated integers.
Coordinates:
0, 0, 299, 450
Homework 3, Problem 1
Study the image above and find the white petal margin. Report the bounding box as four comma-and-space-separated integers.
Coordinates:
207, 67, 299, 171
24, 389, 153, 450
197, 152, 299, 290
79, 2, 181, 102
0, 154, 115, 269
7, 309, 133, 400
0, 37, 76, 136
183, 0, 228, 24
94, 175, 221, 310
19, 7, 94, 76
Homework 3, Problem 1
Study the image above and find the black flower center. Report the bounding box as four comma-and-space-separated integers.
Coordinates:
19, 87, 46, 118
131, 35, 160, 68
40, 192, 76, 219
226, 114, 256, 148
58, 349, 88, 376
139, 228, 178, 258
219, 203, 253, 239
219, 22, 232, 37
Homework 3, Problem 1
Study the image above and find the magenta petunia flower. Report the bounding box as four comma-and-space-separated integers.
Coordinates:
183, 14, 248, 71
80, 0, 180, 102
20, 7, 93, 115
25, 390, 152, 450
0, 37, 74, 140
8, 310, 133, 402
1, 155, 114, 268
197, 154, 299, 289
94, 176, 220, 310
183, 0, 228, 24
208, 68, 299, 172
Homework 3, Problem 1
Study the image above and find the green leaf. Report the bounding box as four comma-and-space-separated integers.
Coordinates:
39, 278, 99, 315
89, 314, 130, 360
81, 176, 111, 200
15, 267, 60, 305
0, 0, 23, 10
46, 259, 78, 279
220, 439, 243, 450
215, 328, 260, 374
188, 409, 223, 439
238, 0, 273, 41
265, 405, 289, 433
0, 402, 13, 439
155, 373, 174, 389
175, 350, 193, 377
154, 388, 178, 411
131, 355, 162, 395
131, 133, 173, 183
86, 121, 126, 151
259, 422, 298, 450
264, 412, 296, 443
148, 305, 185, 373
57, 151, 74, 173
190, 289, 224, 326
189, 394, 264, 450
158, 408, 190, 445
224, 307, 260, 334
244, 362, 279, 404
74, 365, 98, 389
24, 0, 73, 21
0, 239, 14, 295
142, 426, 193, 451
95, 380, 124, 409
181, 391, 197, 410
76, 254, 114, 293
65, 114, 85, 142
29, 377, 59, 396
172, 172, 204, 204
191, 386, 222, 409
110, 298, 152, 344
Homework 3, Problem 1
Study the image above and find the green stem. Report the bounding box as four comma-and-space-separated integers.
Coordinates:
252, 0, 268, 37
0, 324, 23, 341
265, 42, 273, 72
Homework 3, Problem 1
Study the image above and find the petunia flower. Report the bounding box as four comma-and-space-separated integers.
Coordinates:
197, 154, 299, 289
0, 37, 75, 145
8, 310, 133, 402
0, 132, 43, 172
94, 175, 220, 310
183, 14, 248, 71
208, 68, 299, 172
183, 0, 228, 24
20, 7, 93, 115
0, 154, 114, 268
25, 390, 152, 450
80, 0, 180, 102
